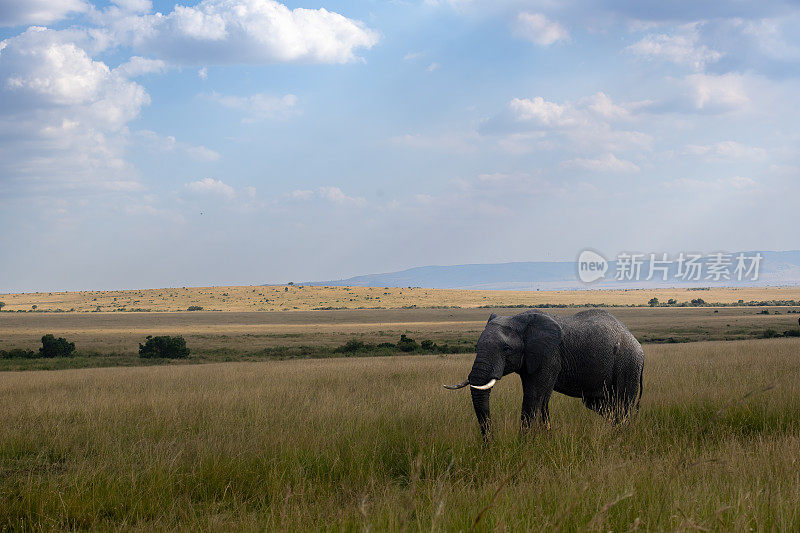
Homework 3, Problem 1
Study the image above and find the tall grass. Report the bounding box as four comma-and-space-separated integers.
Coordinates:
1, 338, 799, 530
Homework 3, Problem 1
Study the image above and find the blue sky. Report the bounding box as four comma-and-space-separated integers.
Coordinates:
1, 0, 799, 292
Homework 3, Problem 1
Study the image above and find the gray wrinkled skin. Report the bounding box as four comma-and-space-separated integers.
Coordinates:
466, 309, 644, 437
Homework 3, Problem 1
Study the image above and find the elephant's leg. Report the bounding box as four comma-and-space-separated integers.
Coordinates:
520, 374, 554, 430
539, 391, 552, 430
520, 387, 541, 429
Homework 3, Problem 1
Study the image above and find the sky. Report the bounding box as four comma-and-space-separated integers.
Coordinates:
1, 0, 799, 292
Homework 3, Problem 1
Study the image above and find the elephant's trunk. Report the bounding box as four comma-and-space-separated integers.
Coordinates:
470, 387, 491, 437
468, 359, 496, 437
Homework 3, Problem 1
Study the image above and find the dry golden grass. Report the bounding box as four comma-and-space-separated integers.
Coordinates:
2, 338, 800, 530
2, 285, 800, 312
2, 307, 799, 359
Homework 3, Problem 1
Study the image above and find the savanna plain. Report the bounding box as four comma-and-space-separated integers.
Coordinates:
1, 286, 800, 530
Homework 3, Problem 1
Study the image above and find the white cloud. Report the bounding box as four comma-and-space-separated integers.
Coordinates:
110, 0, 152, 14
737, 17, 800, 60
115, 56, 167, 77
289, 186, 365, 205
685, 73, 749, 111
198, 67, 208, 80
318, 186, 366, 205
483, 94, 652, 154
508, 97, 578, 128
563, 153, 640, 173
627, 25, 722, 71
0, 27, 149, 192
289, 189, 314, 200
665, 176, 759, 191
186, 145, 221, 162
0, 0, 88, 26
102, 0, 379, 66
684, 141, 766, 160
206, 92, 298, 121
426, 62, 441, 72
581, 92, 637, 120
186, 177, 235, 199
136, 130, 220, 162
513, 13, 569, 46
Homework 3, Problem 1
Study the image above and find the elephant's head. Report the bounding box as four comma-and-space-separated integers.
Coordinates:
443, 311, 563, 436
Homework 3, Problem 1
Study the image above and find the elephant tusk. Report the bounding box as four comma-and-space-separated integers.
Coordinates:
442, 379, 470, 390
470, 379, 496, 390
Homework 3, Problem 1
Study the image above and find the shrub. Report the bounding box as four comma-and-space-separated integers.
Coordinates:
0, 301, 5, 311
690, 298, 706, 306
333, 340, 366, 354
667, 299, 677, 305
1, 349, 36, 359
648, 298, 659, 307
187, 306, 203, 311
39, 334, 76, 358
762, 328, 780, 339
783, 329, 800, 338
420, 339, 435, 350
139, 336, 190, 359
396, 334, 418, 352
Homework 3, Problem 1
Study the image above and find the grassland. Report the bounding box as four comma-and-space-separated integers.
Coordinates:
3, 284, 800, 312
2, 338, 799, 530
1, 306, 799, 371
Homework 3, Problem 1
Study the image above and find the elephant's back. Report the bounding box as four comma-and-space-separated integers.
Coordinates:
556, 310, 642, 397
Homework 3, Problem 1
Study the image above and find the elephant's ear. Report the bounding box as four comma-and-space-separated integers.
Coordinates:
487, 312, 498, 324
520, 313, 563, 374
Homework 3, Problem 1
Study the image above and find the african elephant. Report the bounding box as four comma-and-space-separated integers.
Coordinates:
444, 309, 644, 437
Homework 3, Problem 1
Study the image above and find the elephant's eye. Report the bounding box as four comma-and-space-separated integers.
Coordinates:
503, 345, 512, 352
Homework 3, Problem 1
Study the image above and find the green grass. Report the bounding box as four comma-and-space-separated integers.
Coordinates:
0, 336, 478, 372
1, 338, 799, 530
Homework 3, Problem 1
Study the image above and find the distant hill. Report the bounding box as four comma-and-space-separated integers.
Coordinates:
303, 250, 800, 290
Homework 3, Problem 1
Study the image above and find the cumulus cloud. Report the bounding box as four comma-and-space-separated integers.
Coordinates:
289, 186, 366, 205
101, 0, 379, 66
627, 24, 723, 71
481, 93, 652, 154
580, 92, 641, 120
110, 0, 153, 14
0, 0, 88, 27
206, 91, 298, 121
114, 56, 167, 77
685, 72, 749, 111
186, 177, 236, 199
135, 130, 220, 162
563, 153, 640, 173
508, 97, 579, 128
684, 141, 766, 161
0, 27, 149, 192
513, 13, 569, 46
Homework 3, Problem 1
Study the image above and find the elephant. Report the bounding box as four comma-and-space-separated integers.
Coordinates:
444, 309, 644, 437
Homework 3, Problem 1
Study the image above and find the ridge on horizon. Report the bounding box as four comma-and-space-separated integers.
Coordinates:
301, 250, 800, 291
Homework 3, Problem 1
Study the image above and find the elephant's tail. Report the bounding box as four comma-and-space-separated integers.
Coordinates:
636, 365, 643, 411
